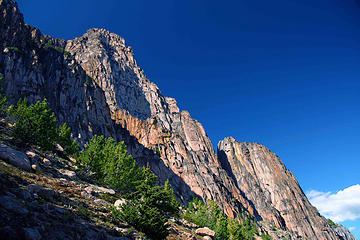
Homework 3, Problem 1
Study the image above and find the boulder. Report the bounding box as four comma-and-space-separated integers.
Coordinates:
23, 228, 41, 240
0, 195, 29, 215
195, 227, 215, 237
0, 144, 31, 171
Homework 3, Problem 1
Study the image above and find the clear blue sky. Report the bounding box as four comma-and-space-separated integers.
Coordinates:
17, 0, 360, 237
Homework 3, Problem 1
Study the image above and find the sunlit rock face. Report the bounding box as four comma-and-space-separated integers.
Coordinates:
218, 137, 341, 240
0, 0, 355, 239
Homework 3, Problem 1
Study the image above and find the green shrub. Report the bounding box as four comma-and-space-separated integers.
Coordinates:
327, 218, 338, 228
183, 199, 261, 240
9, 98, 78, 152
0, 75, 7, 115
78, 135, 155, 194
79, 135, 180, 239
112, 180, 179, 239
57, 123, 79, 155
11, 99, 57, 150
112, 197, 169, 239
261, 233, 272, 240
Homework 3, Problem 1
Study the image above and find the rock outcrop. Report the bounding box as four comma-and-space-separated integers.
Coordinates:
0, 0, 356, 239
334, 225, 357, 240
217, 137, 343, 239
0, 144, 31, 171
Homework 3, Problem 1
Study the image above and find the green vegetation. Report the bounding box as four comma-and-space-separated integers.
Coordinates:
10, 98, 57, 150
261, 233, 272, 240
183, 198, 263, 240
54, 46, 64, 53
57, 123, 80, 155
327, 218, 338, 228
77, 135, 180, 239
0, 75, 7, 115
7, 46, 20, 53
8, 98, 78, 153
45, 40, 52, 48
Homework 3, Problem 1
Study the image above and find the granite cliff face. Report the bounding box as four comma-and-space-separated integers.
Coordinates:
218, 137, 341, 239
0, 0, 356, 239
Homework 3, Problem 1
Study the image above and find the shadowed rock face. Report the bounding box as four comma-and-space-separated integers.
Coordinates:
0, 1, 356, 239
217, 137, 341, 240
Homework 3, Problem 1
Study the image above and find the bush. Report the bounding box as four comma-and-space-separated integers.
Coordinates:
327, 218, 338, 228
78, 135, 154, 194
112, 199, 169, 239
57, 123, 79, 155
112, 180, 179, 239
11, 99, 57, 150
0, 75, 7, 115
79, 135, 180, 239
9, 98, 78, 153
183, 199, 262, 240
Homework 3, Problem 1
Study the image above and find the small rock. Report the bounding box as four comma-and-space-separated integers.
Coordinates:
0, 144, 31, 171
42, 158, 51, 166
68, 156, 76, 163
94, 199, 107, 205
84, 186, 94, 195
85, 186, 115, 195
31, 163, 41, 171
55, 143, 64, 152
23, 228, 41, 240
26, 151, 39, 161
203, 236, 212, 240
81, 191, 94, 200
114, 199, 126, 209
59, 169, 77, 179
195, 227, 215, 237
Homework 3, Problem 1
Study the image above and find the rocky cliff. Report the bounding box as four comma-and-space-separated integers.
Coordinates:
0, 0, 356, 239
218, 137, 342, 239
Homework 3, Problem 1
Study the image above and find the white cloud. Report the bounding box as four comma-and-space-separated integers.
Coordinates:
348, 227, 356, 231
307, 184, 360, 222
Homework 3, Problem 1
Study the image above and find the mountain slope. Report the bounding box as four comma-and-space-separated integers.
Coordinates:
0, 0, 355, 239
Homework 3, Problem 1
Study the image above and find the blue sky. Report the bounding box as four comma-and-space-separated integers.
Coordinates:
17, 0, 360, 237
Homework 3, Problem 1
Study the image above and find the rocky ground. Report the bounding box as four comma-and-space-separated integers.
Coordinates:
0, 120, 209, 240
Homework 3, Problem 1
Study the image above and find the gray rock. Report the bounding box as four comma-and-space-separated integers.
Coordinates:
27, 184, 56, 201
334, 226, 357, 240
0, 195, 29, 215
0, 144, 31, 171
85, 186, 115, 195
23, 228, 41, 240
20, 190, 32, 200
